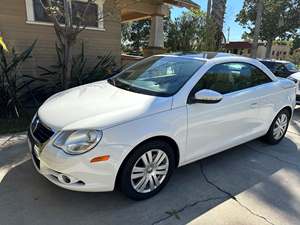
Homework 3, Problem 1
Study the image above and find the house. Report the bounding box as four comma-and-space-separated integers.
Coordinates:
225, 41, 291, 60
0, 0, 199, 75
269, 44, 291, 60
224, 41, 267, 58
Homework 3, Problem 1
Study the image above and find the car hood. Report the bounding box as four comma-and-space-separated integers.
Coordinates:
38, 81, 172, 131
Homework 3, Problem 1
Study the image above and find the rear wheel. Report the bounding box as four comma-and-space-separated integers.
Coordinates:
264, 108, 291, 145
119, 140, 175, 200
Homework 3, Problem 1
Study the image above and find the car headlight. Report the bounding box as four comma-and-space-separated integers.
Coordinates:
53, 130, 102, 155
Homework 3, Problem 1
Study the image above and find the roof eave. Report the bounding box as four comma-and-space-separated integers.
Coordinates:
163, 0, 200, 10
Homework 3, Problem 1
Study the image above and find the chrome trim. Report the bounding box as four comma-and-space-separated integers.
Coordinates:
29, 115, 56, 150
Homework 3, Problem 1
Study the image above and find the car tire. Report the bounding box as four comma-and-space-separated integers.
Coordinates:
119, 140, 176, 200
263, 108, 291, 145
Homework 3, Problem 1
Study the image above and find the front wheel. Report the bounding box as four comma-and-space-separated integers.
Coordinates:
119, 140, 175, 200
264, 108, 291, 145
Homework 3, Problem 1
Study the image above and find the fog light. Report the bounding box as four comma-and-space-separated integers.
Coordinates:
62, 175, 71, 184
57, 174, 78, 185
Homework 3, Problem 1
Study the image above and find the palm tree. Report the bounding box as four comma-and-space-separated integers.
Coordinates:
251, 0, 264, 58
210, 0, 227, 49
206, 0, 212, 21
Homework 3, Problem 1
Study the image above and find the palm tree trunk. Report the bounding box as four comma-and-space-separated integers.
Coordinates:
251, 0, 264, 58
265, 39, 273, 59
206, 0, 212, 21
211, 0, 227, 50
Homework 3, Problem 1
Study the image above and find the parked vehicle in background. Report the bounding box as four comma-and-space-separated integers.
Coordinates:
259, 59, 299, 78
288, 72, 300, 104
28, 53, 296, 200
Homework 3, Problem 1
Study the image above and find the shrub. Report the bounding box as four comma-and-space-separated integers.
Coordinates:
26, 42, 121, 102
0, 41, 38, 118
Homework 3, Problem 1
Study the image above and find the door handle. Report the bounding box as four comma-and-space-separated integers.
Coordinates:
250, 102, 259, 108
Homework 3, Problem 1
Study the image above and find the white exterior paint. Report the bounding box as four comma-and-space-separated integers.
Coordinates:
289, 72, 300, 104
28, 54, 296, 192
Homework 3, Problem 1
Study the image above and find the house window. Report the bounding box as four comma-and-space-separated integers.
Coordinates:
25, 0, 105, 30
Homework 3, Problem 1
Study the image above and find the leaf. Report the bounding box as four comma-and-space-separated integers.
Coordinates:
0, 40, 37, 118
6, 40, 37, 72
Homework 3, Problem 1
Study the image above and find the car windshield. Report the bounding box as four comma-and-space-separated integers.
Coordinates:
285, 63, 298, 72
108, 56, 205, 97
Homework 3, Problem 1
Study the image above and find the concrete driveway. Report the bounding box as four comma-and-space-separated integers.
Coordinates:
1, 108, 300, 225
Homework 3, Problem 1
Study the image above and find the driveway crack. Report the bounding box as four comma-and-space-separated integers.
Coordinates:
199, 162, 276, 225
151, 196, 226, 225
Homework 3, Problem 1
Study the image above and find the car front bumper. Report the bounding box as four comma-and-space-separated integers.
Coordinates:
27, 130, 131, 192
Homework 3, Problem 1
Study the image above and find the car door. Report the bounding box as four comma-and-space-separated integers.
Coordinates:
248, 66, 285, 129
185, 62, 267, 163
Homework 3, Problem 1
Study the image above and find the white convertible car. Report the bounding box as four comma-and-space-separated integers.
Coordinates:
28, 52, 296, 200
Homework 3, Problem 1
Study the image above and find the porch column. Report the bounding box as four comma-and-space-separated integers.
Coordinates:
144, 14, 167, 57
149, 15, 164, 48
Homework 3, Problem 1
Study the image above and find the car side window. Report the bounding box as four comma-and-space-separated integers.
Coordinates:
193, 62, 272, 95
275, 63, 286, 72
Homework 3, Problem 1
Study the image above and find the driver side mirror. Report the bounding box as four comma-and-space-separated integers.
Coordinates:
191, 89, 223, 104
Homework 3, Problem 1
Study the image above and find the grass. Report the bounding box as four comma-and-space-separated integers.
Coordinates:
0, 118, 31, 135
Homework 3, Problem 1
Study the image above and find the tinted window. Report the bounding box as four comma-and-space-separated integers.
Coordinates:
193, 63, 272, 95
260, 61, 277, 71
109, 56, 205, 97
275, 63, 287, 72
285, 63, 298, 72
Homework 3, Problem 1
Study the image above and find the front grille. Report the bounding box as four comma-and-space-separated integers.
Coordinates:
31, 116, 54, 144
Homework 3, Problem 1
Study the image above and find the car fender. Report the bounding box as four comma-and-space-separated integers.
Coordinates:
101, 107, 188, 168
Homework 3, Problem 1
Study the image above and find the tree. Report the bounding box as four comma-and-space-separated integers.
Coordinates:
39, 0, 100, 89
164, 11, 207, 52
206, 0, 212, 21
290, 52, 300, 66
41, 0, 144, 89
210, 0, 227, 49
250, 0, 263, 58
236, 0, 300, 58
291, 35, 300, 53
121, 19, 151, 55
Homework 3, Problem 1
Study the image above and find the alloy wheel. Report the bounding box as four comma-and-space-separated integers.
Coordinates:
130, 149, 169, 193
273, 113, 288, 140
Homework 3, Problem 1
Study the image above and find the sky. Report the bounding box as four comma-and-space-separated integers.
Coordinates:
171, 0, 247, 41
